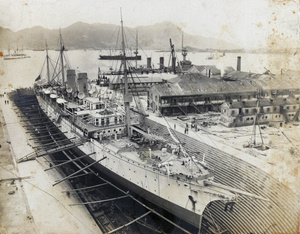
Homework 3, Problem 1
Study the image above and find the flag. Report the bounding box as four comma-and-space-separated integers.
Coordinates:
35, 75, 41, 82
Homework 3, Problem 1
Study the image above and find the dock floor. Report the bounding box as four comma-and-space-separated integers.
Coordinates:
0, 96, 101, 234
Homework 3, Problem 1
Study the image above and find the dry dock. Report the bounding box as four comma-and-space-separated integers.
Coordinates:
145, 114, 299, 233
0, 96, 101, 234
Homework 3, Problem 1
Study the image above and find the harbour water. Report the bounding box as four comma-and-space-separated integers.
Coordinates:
1, 49, 299, 92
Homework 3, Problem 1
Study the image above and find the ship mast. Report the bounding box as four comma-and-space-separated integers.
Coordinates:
120, 9, 131, 137
134, 30, 139, 68
181, 32, 187, 62
59, 29, 65, 86
46, 41, 50, 84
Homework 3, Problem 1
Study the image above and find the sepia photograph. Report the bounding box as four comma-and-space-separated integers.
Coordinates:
0, 0, 299, 233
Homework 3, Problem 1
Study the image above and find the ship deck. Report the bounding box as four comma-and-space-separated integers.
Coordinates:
104, 137, 210, 179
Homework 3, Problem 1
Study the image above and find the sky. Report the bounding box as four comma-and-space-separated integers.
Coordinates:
0, 0, 299, 49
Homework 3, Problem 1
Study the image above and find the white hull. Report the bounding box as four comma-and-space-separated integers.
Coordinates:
37, 96, 232, 227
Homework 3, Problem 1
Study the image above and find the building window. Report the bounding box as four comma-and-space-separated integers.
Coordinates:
274, 107, 277, 111
245, 109, 249, 114
287, 106, 289, 110
231, 110, 235, 115
267, 108, 270, 112
293, 106, 296, 109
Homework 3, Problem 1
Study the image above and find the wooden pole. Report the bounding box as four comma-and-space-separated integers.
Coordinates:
61, 182, 108, 193
53, 157, 106, 186
44, 152, 95, 171
33, 137, 76, 148
69, 194, 129, 206
28, 131, 67, 140
108, 211, 152, 234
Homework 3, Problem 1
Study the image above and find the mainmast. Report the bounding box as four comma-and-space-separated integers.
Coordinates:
46, 41, 50, 84
59, 29, 65, 86
120, 9, 131, 137
181, 32, 187, 62
169, 39, 176, 74
134, 30, 139, 68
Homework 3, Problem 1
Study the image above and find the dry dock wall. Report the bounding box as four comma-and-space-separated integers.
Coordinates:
145, 118, 299, 233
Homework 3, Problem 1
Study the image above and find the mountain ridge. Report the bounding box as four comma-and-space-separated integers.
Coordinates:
0, 21, 237, 50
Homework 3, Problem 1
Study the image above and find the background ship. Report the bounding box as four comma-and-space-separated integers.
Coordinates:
3, 44, 30, 60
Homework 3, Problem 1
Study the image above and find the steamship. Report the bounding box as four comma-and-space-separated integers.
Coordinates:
32, 17, 269, 229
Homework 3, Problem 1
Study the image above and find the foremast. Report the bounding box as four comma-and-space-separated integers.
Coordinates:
45, 41, 50, 84
120, 9, 132, 137
59, 29, 65, 86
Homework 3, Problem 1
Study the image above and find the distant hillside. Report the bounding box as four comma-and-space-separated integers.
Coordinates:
0, 21, 237, 51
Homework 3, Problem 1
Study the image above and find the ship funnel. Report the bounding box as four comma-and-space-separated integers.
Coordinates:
172, 57, 176, 73
77, 73, 88, 95
237, 56, 241, 71
159, 57, 164, 70
147, 57, 151, 69
67, 69, 77, 92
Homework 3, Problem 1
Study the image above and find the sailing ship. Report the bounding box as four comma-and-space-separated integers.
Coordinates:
32, 15, 269, 229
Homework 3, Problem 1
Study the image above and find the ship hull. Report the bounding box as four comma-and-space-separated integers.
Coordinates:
36, 95, 225, 228
99, 55, 141, 60
70, 145, 201, 227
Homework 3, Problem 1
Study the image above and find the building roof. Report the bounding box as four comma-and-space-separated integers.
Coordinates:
188, 65, 235, 76
110, 75, 163, 84
223, 70, 300, 90
150, 70, 300, 98
222, 97, 299, 109
151, 73, 260, 97
255, 72, 300, 90
222, 71, 263, 81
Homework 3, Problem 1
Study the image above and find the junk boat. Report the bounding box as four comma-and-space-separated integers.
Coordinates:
32, 15, 269, 229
